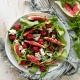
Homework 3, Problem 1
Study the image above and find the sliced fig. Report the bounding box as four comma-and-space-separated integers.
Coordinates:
28, 16, 47, 21
14, 43, 21, 58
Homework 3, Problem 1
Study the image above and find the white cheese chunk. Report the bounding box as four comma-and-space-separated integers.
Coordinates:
47, 28, 52, 33
40, 48, 45, 55
21, 49, 26, 54
19, 46, 23, 50
9, 29, 16, 35
33, 34, 41, 41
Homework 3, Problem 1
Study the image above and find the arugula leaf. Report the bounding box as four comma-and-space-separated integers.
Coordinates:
29, 65, 38, 73
52, 49, 67, 60
73, 36, 80, 59
40, 66, 49, 77
57, 34, 67, 47
56, 26, 65, 36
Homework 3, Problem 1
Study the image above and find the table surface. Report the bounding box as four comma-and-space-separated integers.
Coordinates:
0, 0, 80, 80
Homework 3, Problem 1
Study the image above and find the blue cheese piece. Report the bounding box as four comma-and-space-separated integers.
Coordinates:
47, 28, 52, 33
21, 49, 26, 54
40, 48, 45, 56
19, 45, 23, 50
33, 34, 41, 41
9, 29, 16, 35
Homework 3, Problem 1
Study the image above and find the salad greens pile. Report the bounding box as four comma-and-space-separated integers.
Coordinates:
8, 15, 67, 77
68, 13, 80, 58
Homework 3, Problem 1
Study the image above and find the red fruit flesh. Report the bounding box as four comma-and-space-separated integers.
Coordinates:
32, 46, 39, 52
9, 35, 16, 41
39, 66, 46, 72
23, 28, 36, 36
38, 38, 44, 45
27, 55, 43, 66
26, 33, 33, 40
64, 2, 79, 15
22, 43, 28, 49
28, 16, 47, 21
48, 45, 54, 51
19, 60, 26, 65
14, 43, 21, 58
14, 23, 21, 31
24, 40, 45, 48
46, 23, 52, 28
44, 37, 64, 46
40, 30, 46, 36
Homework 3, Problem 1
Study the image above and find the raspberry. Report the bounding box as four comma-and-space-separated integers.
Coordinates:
46, 23, 52, 28
52, 30, 56, 34
22, 43, 28, 49
14, 23, 21, 31
39, 66, 46, 72
38, 38, 44, 45
26, 34, 33, 40
9, 35, 16, 41
48, 45, 54, 51
32, 46, 39, 52
20, 60, 26, 65
40, 30, 46, 36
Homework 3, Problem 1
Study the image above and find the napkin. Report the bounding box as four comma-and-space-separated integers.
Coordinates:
0, 0, 79, 80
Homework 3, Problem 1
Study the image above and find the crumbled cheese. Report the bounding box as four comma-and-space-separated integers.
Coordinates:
45, 51, 53, 57
19, 46, 23, 50
52, 34, 56, 39
46, 52, 52, 57
40, 48, 45, 55
21, 49, 26, 54
9, 29, 16, 35
47, 28, 52, 33
14, 40, 19, 43
38, 26, 43, 30
33, 34, 41, 41
21, 42, 24, 45
35, 52, 41, 60
35, 52, 45, 61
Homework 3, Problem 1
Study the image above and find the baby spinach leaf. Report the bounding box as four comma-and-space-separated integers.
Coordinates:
29, 65, 38, 73
73, 36, 80, 59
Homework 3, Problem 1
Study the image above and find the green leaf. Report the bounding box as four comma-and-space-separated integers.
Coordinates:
56, 26, 65, 36
73, 36, 80, 59
20, 18, 39, 28
40, 66, 49, 77
59, 49, 67, 60
52, 49, 67, 60
29, 65, 38, 73
57, 34, 67, 47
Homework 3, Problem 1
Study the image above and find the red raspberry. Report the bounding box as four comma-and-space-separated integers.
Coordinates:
14, 23, 21, 31
46, 23, 52, 28
48, 45, 54, 51
39, 66, 46, 72
9, 35, 16, 41
40, 30, 46, 36
26, 34, 33, 40
20, 60, 26, 65
52, 30, 56, 34
32, 46, 39, 52
38, 38, 44, 45
22, 43, 28, 49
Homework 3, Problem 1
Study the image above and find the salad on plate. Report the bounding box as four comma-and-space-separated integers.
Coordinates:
8, 15, 68, 77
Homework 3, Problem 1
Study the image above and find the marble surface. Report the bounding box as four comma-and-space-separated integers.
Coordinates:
0, 0, 80, 80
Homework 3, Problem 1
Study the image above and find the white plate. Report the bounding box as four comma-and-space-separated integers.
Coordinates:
5, 12, 70, 74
